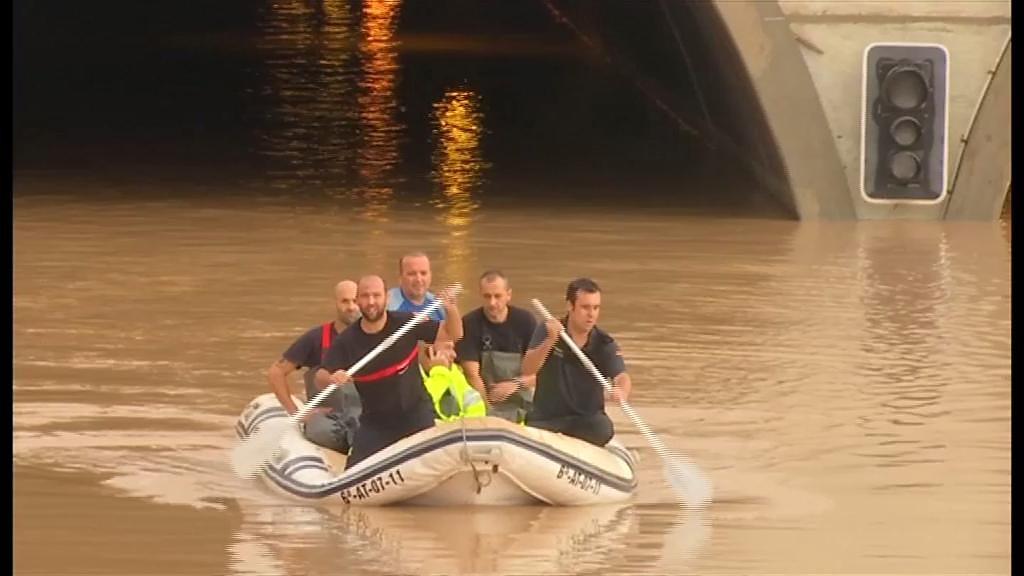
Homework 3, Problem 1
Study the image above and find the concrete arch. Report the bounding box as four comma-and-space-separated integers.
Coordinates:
692, 0, 856, 219
695, 0, 1010, 221
395, 0, 1007, 220
945, 38, 1011, 220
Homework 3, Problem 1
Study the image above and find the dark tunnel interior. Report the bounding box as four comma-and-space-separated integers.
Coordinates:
14, 0, 791, 216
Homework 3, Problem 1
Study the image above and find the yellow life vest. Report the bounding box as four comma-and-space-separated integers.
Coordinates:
422, 364, 487, 422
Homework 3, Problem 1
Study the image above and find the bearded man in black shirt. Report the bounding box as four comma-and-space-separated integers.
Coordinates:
315, 275, 463, 468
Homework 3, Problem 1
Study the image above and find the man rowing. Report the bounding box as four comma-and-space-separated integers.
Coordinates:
315, 275, 463, 468
521, 278, 632, 446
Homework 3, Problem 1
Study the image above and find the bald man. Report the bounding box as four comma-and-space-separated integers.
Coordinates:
268, 280, 362, 453
315, 275, 463, 468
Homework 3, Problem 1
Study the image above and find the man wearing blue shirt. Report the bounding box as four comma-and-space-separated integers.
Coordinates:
387, 251, 446, 322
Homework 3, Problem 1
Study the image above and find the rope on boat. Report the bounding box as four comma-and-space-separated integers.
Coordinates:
458, 416, 486, 494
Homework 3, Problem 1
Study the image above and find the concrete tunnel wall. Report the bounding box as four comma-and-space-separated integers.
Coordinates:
699, 0, 1011, 220
945, 38, 1011, 220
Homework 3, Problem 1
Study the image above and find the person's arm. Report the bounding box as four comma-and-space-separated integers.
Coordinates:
459, 360, 489, 403
602, 339, 631, 403
422, 347, 455, 410
317, 337, 351, 389
271, 331, 319, 414
434, 289, 463, 343
455, 317, 487, 401
488, 372, 536, 403
267, 358, 300, 414
609, 372, 632, 403
314, 365, 335, 390
520, 318, 562, 378
513, 308, 539, 391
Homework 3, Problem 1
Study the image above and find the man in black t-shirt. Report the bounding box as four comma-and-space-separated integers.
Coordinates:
456, 270, 537, 422
521, 278, 632, 446
315, 275, 463, 469
268, 280, 362, 453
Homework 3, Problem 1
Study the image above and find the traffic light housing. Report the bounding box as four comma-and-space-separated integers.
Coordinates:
861, 43, 949, 203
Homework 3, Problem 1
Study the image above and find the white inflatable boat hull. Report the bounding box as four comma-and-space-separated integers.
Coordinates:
235, 393, 638, 506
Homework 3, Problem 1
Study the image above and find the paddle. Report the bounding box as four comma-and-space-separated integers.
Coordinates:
530, 298, 713, 509
230, 283, 462, 479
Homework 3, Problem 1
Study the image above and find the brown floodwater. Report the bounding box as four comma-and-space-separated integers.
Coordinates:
13, 174, 1011, 575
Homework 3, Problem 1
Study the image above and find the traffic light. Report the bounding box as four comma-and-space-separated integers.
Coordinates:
861, 43, 949, 203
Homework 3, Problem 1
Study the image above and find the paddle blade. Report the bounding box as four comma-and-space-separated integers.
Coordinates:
664, 456, 714, 510
230, 418, 295, 479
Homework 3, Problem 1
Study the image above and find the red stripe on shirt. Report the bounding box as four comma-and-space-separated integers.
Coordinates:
352, 346, 420, 383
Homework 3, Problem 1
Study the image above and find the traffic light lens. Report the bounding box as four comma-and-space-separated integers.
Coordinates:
890, 117, 922, 146
889, 151, 921, 181
884, 68, 928, 110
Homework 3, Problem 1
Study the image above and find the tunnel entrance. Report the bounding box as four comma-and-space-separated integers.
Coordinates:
14, 0, 794, 217
395, 0, 793, 217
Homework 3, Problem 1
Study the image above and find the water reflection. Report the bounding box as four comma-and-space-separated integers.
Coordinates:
254, 0, 359, 191
13, 191, 1011, 573
430, 89, 486, 282
228, 503, 647, 575
854, 223, 952, 473
252, 0, 404, 224
354, 0, 403, 222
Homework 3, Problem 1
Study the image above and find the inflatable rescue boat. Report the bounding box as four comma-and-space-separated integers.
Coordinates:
235, 393, 639, 506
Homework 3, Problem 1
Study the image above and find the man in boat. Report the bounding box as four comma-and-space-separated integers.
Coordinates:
387, 251, 445, 322
456, 270, 538, 422
267, 280, 363, 453
316, 275, 464, 468
422, 340, 487, 422
520, 278, 632, 446
387, 250, 456, 374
